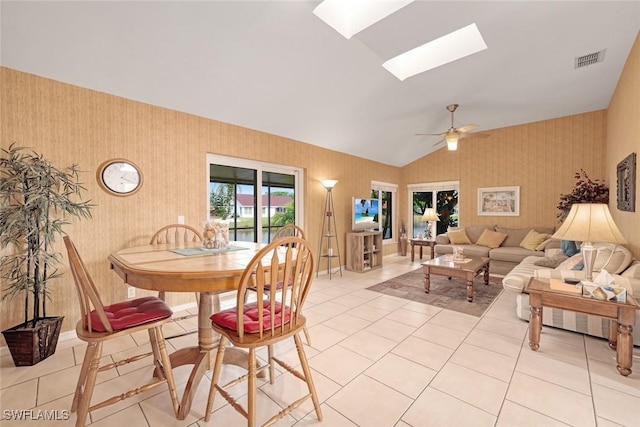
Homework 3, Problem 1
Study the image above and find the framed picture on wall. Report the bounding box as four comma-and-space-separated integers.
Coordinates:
617, 152, 636, 212
478, 186, 520, 216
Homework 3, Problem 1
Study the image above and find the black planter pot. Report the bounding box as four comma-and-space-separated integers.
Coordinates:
2, 316, 64, 366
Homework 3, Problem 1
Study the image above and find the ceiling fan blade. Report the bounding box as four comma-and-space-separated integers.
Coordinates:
457, 124, 478, 133
415, 132, 446, 136
433, 139, 445, 146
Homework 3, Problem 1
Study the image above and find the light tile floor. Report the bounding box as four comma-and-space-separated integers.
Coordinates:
2, 255, 640, 426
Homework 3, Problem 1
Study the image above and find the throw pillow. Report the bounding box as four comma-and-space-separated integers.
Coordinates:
561, 240, 580, 257
534, 255, 568, 268
448, 228, 472, 245
476, 229, 508, 249
519, 230, 550, 251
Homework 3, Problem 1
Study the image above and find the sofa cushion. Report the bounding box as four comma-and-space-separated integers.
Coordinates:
519, 230, 550, 251
476, 229, 508, 249
558, 254, 583, 270
434, 244, 491, 258
496, 226, 555, 248
448, 228, 472, 245
621, 260, 640, 280
490, 246, 545, 264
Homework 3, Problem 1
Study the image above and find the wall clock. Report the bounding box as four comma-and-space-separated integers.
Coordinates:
96, 159, 143, 196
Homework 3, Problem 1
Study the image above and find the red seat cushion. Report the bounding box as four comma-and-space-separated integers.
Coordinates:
211, 301, 291, 334
88, 296, 173, 332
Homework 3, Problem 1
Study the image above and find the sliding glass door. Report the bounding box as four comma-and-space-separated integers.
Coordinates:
207, 154, 303, 243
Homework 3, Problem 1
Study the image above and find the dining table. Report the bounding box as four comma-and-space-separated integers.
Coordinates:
108, 240, 268, 419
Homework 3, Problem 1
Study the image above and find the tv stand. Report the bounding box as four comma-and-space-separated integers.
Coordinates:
346, 231, 382, 272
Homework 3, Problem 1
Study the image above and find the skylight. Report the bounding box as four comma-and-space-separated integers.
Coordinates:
383, 23, 488, 81
313, 0, 415, 39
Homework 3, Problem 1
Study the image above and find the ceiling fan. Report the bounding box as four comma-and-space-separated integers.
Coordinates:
415, 104, 490, 150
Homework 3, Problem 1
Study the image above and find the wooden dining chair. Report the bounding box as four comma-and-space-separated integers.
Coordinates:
63, 237, 179, 427
150, 224, 203, 301
204, 236, 323, 427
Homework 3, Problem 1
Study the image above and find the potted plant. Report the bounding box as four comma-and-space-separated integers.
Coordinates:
557, 169, 609, 223
0, 143, 92, 366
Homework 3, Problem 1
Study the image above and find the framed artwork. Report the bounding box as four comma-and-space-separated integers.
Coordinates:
617, 152, 636, 212
478, 186, 520, 216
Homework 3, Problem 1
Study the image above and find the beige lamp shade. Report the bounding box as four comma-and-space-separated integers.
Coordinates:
551, 203, 627, 244
421, 208, 440, 222
321, 179, 338, 190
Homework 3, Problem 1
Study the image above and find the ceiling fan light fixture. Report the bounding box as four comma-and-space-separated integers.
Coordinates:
445, 131, 459, 150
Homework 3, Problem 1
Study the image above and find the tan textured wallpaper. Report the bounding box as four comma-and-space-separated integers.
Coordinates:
606, 32, 640, 258
402, 110, 607, 230
2, 30, 639, 338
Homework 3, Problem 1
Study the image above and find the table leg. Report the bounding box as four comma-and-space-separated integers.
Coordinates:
609, 320, 618, 350
411, 244, 415, 262
466, 279, 474, 302
424, 271, 430, 293
529, 296, 541, 351
616, 308, 635, 376
483, 264, 489, 285
419, 246, 423, 260
171, 291, 263, 419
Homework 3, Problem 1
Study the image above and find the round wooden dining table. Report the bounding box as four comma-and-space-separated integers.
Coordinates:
108, 240, 267, 419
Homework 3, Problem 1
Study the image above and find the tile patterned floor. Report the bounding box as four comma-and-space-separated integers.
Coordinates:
2, 255, 639, 426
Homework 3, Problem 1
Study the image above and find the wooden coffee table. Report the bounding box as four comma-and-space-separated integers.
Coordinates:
421, 255, 490, 302
526, 277, 639, 376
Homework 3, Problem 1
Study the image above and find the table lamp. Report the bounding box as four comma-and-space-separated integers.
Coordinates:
421, 208, 440, 240
551, 203, 627, 281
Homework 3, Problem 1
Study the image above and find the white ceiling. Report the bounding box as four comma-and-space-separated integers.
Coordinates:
2, 1, 639, 167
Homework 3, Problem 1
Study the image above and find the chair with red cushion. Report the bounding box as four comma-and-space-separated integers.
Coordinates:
204, 236, 322, 426
64, 237, 179, 427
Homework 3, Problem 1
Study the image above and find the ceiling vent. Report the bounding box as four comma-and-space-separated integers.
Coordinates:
574, 49, 606, 69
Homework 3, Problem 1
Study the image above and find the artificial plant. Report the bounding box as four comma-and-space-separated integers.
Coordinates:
0, 143, 93, 328
557, 169, 609, 223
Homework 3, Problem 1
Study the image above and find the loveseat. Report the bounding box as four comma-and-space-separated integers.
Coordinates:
502, 242, 640, 343
434, 225, 559, 276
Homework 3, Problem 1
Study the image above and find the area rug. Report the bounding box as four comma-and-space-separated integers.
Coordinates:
366, 269, 504, 317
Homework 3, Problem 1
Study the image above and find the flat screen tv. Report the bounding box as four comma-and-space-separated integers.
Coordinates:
352, 197, 380, 231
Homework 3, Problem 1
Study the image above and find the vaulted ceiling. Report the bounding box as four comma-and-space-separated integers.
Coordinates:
2, 1, 639, 166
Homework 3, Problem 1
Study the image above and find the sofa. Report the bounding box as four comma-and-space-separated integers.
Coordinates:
434, 225, 560, 276
502, 242, 640, 343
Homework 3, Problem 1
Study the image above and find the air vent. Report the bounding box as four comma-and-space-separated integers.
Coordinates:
574, 49, 606, 69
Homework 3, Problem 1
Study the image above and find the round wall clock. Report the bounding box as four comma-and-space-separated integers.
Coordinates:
96, 159, 143, 196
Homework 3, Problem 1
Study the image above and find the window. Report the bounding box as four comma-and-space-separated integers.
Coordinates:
407, 181, 459, 239
371, 181, 398, 242
207, 154, 303, 243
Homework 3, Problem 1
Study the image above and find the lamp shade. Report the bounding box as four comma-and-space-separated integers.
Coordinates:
321, 179, 338, 189
551, 203, 627, 244
421, 208, 440, 222
445, 131, 458, 150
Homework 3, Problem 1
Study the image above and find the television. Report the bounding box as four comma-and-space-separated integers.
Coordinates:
352, 197, 380, 231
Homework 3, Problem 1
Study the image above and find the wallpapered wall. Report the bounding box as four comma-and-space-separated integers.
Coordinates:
1, 31, 638, 338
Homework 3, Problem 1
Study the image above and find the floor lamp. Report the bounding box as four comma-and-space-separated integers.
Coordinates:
318, 179, 342, 279
551, 203, 627, 282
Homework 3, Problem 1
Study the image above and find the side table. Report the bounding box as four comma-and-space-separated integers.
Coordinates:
410, 239, 435, 261
526, 277, 639, 376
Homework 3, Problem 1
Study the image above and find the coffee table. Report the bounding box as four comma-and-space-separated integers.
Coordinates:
421, 255, 490, 302
526, 277, 639, 376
